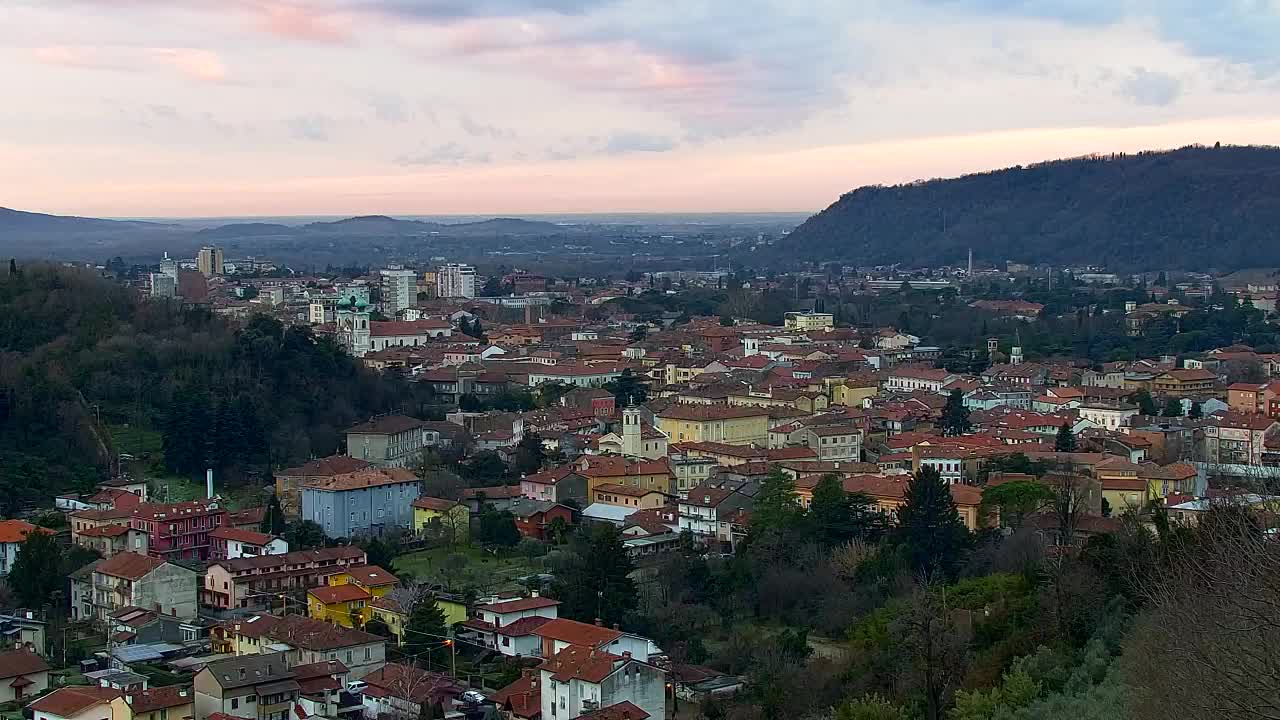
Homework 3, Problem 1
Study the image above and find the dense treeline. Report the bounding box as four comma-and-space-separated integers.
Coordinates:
0, 264, 436, 510
779, 145, 1280, 271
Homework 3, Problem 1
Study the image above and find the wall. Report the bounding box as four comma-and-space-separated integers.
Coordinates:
600, 662, 666, 720
304, 481, 421, 538
135, 564, 199, 620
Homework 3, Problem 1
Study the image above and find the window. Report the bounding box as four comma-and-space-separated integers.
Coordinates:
231, 699, 239, 710
346, 650, 353, 664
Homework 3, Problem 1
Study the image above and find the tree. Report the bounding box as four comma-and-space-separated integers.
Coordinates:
981, 480, 1055, 530
1129, 389, 1158, 416
9, 530, 63, 609
478, 510, 520, 547
807, 474, 883, 546
606, 368, 648, 407
1054, 422, 1076, 452
629, 325, 648, 343
284, 520, 327, 549
893, 585, 968, 720
896, 466, 968, 579
747, 469, 804, 551
402, 595, 450, 669
457, 393, 484, 412
940, 389, 971, 436
1046, 469, 1091, 547
553, 523, 637, 626
1189, 401, 1203, 419
261, 492, 286, 536
832, 695, 908, 720
1161, 396, 1183, 417
719, 314, 734, 327
361, 536, 399, 572
513, 433, 547, 476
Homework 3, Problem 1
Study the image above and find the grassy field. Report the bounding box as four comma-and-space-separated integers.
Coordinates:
394, 544, 547, 594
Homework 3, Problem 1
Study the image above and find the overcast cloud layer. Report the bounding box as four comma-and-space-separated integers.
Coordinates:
4, 0, 1280, 216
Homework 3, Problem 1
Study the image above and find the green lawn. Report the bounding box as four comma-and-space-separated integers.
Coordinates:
106, 423, 164, 460
394, 544, 546, 594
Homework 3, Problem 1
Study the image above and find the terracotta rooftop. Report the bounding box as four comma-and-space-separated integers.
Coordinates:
0, 648, 50, 678
541, 644, 624, 684
212, 545, 365, 573
28, 686, 122, 716
0, 519, 51, 544
309, 584, 371, 605
125, 685, 195, 713
342, 565, 399, 587
345, 415, 429, 435
493, 672, 541, 719
533, 619, 623, 650
304, 467, 418, 492
276, 455, 372, 477
412, 496, 462, 512
579, 701, 651, 720
95, 551, 166, 580
209, 527, 277, 545
478, 596, 561, 614
657, 404, 771, 421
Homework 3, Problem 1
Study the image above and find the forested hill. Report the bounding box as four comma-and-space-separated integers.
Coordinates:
779, 145, 1280, 271
0, 263, 436, 514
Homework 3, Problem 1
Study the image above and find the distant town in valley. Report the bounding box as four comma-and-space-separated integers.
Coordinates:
3, 211, 1280, 720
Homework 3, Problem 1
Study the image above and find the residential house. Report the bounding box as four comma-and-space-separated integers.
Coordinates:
301, 467, 421, 539
1140, 462, 1200, 500
360, 663, 465, 720
520, 467, 590, 505
0, 520, 51, 576
793, 425, 863, 462
590, 484, 668, 510
677, 486, 752, 549
576, 456, 675, 497
124, 686, 195, 720
1077, 402, 1139, 431
459, 596, 561, 657
493, 670, 542, 720
126, 501, 228, 562
538, 644, 665, 720
291, 660, 359, 720
510, 500, 575, 540
532, 619, 655, 660
202, 546, 367, 610
0, 612, 47, 656
71, 552, 198, 623
411, 497, 471, 544
460, 485, 524, 514
213, 614, 386, 679
367, 319, 453, 351
885, 367, 956, 393
193, 652, 299, 720
1152, 368, 1217, 394
327, 565, 399, 603
274, 456, 372, 518
308, 585, 370, 628
0, 648, 49, 703
655, 405, 771, 447
367, 592, 467, 646
28, 686, 129, 720
345, 416, 432, 468
108, 606, 201, 647
208, 528, 288, 561
75, 524, 150, 559
1201, 412, 1280, 466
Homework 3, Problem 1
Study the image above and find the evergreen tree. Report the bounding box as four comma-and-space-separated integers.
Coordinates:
361, 536, 398, 572
940, 389, 972, 436
896, 466, 969, 579
1162, 397, 1183, 417
1054, 422, 1077, 453
1189, 401, 1203, 419
1129, 389, 1158, 416
748, 469, 804, 541
403, 596, 450, 669
9, 530, 64, 609
513, 433, 547, 476
261, 493, 286, 535
553, 523, 637, 626
806, 474, 882, 546
478, 510, 520, 547
606, 368, 649, 407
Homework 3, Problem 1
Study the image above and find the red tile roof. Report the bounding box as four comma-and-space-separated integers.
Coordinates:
309, 584, 371, 604
277, 455, 372, 477
28, 686, 122, 716
95, 551, 165, 580
304, 467, 418, 491
496, 616, 555, 637
0, 520, 51, 544
579, 701, 651, 720
534, 619, 623, 649
345, 415, 429, 435
125, 686, 195, 713
341, 565, 399, 587
493, 672, 541, 720
370, 319, 452, 336
0, 648, 50, 679
541, 645, 623, 683
412, 496, 461, 512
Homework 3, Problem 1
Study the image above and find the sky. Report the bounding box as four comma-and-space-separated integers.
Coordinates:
4, 0, 1280, 217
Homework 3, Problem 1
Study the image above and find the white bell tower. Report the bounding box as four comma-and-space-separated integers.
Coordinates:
621, 404, 642, 458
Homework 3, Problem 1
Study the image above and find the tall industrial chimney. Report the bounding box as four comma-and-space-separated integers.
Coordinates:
206, 468, 214, 499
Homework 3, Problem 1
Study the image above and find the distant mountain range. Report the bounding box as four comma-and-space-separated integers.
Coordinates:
778, 145, 1280, 272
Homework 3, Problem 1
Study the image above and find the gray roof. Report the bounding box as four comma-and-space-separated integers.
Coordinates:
201, 652, 294, 690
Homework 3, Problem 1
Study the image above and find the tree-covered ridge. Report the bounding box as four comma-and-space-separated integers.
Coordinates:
780, 145, 1280, 271
0, 264, 434, 510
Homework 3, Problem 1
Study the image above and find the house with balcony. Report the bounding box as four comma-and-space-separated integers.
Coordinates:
344, 416, 433, 468
70, 552, 198, 624
194, 652, 299, 720
677, 485, 752, 546
459, 596, 561, 658
208, 528, 288, 561
293, 660, 364, 720
126, 501, 228, 562
301, 468, 421, 539
202, 546, 367, 610
274, 456, 372, 518
538, 644, 666, 720
213, 614, 386, 679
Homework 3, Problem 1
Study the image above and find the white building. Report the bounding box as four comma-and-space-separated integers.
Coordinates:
1077, 403, 1139, 431
538, 645, 666, 720
784, 311, 835, 332
367, 319, 452, 351
437, 263, 477, 299
336, 298, 372, 356
380, 267, 417, 314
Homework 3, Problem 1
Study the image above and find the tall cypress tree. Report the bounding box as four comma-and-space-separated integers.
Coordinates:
940, 389, 971, 436
1054, 422, 1077, 452
896, 466, 969, 580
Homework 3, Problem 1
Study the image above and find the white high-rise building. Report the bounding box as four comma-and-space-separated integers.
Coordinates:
437, 263, 477, 299
380, 266, 416, 314
159, 252, 178, 280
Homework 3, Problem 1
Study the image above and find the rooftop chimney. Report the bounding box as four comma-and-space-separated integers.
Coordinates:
594, 618, 603, 626
612, 623, 620, 630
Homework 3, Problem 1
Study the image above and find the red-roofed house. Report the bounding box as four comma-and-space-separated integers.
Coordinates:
28, 686, 126, 720
0, 521, 52, 577
494, 669, 542, 720
72, 551, 199, 622
538, 645, 664, 720
209, 527, 288, 561
0, 649, 49, 702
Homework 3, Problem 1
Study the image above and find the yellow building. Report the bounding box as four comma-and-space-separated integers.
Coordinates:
411, 497, 470, 543
368, 595, 469, 645
328, 565, 399, 598
784, 311, 835, 332
308, 584, 371, 627
829, 377, 879, 407
656, 404, 770, 446
591, 483, 669, 510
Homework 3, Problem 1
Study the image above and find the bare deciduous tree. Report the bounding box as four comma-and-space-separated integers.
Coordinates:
891, 585, 968, 720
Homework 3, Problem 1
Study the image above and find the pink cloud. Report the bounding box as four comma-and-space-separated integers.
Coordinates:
252, 2, 355, 44
31, 44, 230, 83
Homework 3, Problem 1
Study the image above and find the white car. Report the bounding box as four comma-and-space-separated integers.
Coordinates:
347, 681, 368, 694
460, 690, 486, 705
